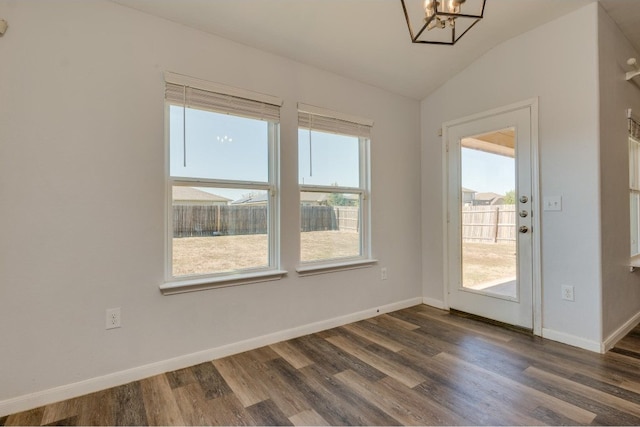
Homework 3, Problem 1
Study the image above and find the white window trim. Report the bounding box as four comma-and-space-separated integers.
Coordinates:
630, 135, 640, 259
161, 269, 288, 295
296, 259, 378, 277
629, 108, 640, 270
297, 107, 374, 274
162, 75, 284, 293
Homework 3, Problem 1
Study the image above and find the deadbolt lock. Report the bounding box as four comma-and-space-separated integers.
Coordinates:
519, 210, 529, 218
519, 225, 529, 233
519, 195, 529, 203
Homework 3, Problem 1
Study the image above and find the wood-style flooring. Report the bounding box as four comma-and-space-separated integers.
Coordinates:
5, 304, 640, 426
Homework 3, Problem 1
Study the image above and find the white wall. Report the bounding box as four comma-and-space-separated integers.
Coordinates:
598, 5, 640, 343
0, 0, 422, 408
421, 4, 603, 347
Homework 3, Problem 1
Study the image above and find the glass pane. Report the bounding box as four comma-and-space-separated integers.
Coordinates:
170, 106, 269, 182
460, 128, 517, 299
298, 129, 360, 187
172, 186, 269, 276
300, 192, 361, 262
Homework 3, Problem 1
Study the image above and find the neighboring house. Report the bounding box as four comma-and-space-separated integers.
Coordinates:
461, 187, 476, 206
231, 192, 268, 205
231, 192, 359, 206
473, 192, 505, 206
172, 187, 231, 206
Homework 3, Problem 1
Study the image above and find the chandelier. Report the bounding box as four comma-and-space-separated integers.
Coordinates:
401, 0, 486, 45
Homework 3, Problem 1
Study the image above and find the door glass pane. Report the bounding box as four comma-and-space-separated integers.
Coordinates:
460, 128, 517, 299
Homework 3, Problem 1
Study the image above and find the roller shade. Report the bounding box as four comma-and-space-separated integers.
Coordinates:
298, 104, 373, 138
165, 71, 281, 122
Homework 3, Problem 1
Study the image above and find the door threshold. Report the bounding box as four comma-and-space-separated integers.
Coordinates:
449, 309, 533, 336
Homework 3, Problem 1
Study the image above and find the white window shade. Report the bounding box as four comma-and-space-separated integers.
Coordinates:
298, 103, 373, 138
165, 72, 281, 122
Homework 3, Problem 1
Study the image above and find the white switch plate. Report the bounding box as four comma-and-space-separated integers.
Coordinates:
543, 196, 562, 211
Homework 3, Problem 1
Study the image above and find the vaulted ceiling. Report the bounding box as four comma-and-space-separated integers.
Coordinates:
112, 0, 640, 100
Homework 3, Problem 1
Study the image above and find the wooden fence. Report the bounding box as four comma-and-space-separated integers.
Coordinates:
462, 205, 516, 243
174, 205, 359, 237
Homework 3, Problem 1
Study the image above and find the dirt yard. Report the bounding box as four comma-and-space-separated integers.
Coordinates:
462, 241, 517, 287
173, 232, 514, 281
173, 230, 360, 276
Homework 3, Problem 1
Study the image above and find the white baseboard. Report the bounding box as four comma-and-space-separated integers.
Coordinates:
542, 328, 602, 353
602, 310, 640, 353
0, 297, 423, 417
422, 297, 447, 310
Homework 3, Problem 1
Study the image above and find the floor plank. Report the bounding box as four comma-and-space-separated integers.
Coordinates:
7, 304, 640, 426
288, 409, 328, 426
140, 374, 185, 426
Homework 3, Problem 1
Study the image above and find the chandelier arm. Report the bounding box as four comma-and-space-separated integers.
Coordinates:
400, 0, 485, 45
414, 17, 435, 41
452, 17, 481, 43
400, 0, 417, 40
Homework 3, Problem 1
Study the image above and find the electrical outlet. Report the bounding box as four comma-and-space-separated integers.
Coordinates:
106, 308, 121, 330
561, 285, 575, 302
381, 267, 388, 280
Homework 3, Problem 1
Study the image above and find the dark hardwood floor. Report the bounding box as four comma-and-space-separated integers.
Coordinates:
5, 304, 640, 426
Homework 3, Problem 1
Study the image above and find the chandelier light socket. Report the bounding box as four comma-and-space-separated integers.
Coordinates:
401, 0, 486, 45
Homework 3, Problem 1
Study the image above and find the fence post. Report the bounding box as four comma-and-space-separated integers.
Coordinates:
493, 206, 500, 243
216, 205, 221, 233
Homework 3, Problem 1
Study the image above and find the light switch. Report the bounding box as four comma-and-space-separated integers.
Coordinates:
543, 196, 562, 211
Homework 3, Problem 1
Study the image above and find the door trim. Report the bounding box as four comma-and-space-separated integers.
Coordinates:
441, 98, 541, 336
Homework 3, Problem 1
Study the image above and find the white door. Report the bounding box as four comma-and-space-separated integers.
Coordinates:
446, 104, 537, 330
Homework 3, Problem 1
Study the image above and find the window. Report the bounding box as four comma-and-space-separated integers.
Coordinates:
630, 112, 640, 257
164, 73, 282, 288
297, 104, 373, 268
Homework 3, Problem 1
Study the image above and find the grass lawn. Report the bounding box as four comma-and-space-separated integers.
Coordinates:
173, 230, 359, 276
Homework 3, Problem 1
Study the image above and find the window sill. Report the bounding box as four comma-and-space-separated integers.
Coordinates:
160, 269, 288, 295
629, 255, 640, 271
296, 259, 378, 277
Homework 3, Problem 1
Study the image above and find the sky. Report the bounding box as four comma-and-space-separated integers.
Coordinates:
170, 105, 511, 199
170, 106, 360, 201
461, 147, 515, 195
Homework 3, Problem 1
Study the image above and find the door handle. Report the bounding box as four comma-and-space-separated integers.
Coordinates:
519, 210, 529, 218
519, 226, 529, 234
519, 195, 529, 203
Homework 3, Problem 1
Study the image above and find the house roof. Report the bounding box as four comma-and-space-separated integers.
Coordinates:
231, 191, 359, 205
172, 187, 231, 203
474, 192, 504, 201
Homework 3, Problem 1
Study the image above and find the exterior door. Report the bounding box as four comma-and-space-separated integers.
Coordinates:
446, 104, 536, 330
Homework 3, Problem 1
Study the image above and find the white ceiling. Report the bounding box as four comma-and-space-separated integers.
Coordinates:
600, 0, 640, 54
112, 0, 640, 100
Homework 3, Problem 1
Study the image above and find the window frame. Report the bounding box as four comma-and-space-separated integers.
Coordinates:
161, 73, 285, 294
630, 134, 640, 257
296, 105, 376, 274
